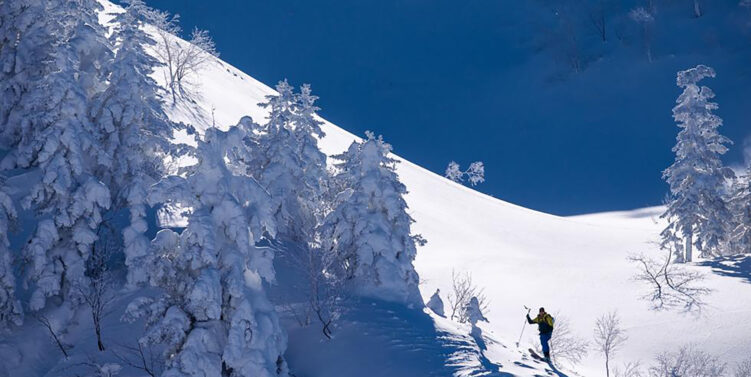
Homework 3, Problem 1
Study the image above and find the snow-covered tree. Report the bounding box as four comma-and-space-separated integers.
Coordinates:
0, 0, 56, 148
466, 162, 486, 186
445, 162, 463, 182
251, 80, 328, 245
630, 7, 655, 62
594, 311, 628, 377
661, 65, 735, 262
693, 0, 703, 18
125, 126, 287, 377
321, 132, 424, 306
728, 170, 751, 255
0, 0, 110, 153
91, 0, 176, 286
444, 161, 485, 186
0, 184, 21, 330
0, 0, 114, 312
427, 289, 445, 317
149, 9, 218, 103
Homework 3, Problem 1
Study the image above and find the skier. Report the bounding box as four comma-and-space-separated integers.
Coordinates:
526, 307, 554, 360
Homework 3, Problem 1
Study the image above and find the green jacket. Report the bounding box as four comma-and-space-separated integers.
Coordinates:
527, 313, 554, 335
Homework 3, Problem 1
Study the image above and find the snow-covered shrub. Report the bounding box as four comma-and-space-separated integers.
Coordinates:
661, 65, 734, 262
427, 289, 445, 317
444, 161, 485, 186
445, 162, 463, 182
648, 344, 726, 377
736, 357, 751, 377
321, 132, 424, 306
447, 271, 488, 323
465, 297, 488, 326
128, 127, 287, 377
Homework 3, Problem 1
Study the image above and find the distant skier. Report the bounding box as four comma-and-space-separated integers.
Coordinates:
526, 307, 554, 360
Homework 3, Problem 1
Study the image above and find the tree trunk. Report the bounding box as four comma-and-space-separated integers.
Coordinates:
94, 316, 105, 351
605, 355, 610, 377
685, 232, 693, 262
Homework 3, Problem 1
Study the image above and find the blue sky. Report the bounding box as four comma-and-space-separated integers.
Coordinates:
144, 0, 751, 215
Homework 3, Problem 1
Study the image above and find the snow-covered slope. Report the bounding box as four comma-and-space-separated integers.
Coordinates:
153, 29, 751, 376
3, 2, 744, 376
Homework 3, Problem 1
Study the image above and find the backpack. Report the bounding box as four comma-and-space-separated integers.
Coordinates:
539, 314, 555, 334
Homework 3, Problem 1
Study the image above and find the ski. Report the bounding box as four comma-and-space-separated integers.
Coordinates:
528, 348, 551, 364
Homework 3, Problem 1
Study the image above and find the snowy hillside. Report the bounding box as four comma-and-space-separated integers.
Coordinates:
145, 8, 751, 377
2, 1, 751, 376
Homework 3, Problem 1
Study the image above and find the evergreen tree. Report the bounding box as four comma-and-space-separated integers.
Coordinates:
661, 65, 734, 262
729, 170, 751, 255
0, 184, 21, 330
252, 80, 328, 245
321, 132, 424, 305
91, 0, 175, 286
0, 0, 56, 149
0, 0, 113, 311
125, 127, 287, 377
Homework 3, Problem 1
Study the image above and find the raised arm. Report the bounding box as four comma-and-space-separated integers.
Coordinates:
526, 314, 537, 324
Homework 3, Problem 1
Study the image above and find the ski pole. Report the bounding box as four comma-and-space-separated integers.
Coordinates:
516, 305, 531, 347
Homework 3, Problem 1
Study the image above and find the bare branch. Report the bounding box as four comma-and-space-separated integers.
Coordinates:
536, 314, 588, 367
112, 342, 162, 377
75, 222, 119, 351
649, 344, 726, 377
281, 243, 347, 339
149, 10, 218, 103
446, 270, 489, 323
588, 0, 610, 42
33, 313, 70, 358
629, 251, 712, 313
613, 361, 644, 377
594, 310, 628, 377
